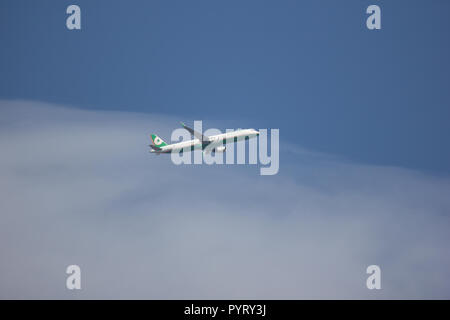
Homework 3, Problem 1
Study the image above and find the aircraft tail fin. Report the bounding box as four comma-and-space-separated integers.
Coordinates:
150, 134, 168, 147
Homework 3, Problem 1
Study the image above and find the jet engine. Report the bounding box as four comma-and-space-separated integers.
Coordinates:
213, 146, 226, 153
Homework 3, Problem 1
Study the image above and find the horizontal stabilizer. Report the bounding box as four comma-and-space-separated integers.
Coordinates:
149, 145, 162, 151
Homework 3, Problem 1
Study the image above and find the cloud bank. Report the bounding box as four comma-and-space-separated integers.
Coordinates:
0, 100, 449, 299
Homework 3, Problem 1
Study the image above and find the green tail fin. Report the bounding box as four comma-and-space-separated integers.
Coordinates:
150, 134, 168, 147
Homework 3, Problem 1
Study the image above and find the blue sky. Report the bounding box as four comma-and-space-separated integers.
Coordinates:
1, 1, 450, 299
1, 0, 450, 173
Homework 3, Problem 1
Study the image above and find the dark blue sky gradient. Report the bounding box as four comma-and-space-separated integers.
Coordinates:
1, 0, 449, 173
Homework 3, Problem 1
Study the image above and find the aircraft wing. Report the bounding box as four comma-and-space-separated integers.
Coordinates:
180, 122, 210, 143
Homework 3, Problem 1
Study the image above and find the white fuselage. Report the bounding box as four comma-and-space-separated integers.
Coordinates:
151, 129, 259, 153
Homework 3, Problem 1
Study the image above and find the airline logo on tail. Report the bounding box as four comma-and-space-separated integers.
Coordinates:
150, 134, 167, 147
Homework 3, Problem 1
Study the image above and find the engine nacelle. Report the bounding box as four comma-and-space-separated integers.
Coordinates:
213, 146, 226, 153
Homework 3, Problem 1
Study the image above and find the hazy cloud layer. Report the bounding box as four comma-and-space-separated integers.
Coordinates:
0, 100, 449, 299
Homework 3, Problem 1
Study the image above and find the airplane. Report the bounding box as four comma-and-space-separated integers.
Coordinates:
149, 122, 260, 155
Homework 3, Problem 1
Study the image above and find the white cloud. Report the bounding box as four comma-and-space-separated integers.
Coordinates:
0, 100, 449, 299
